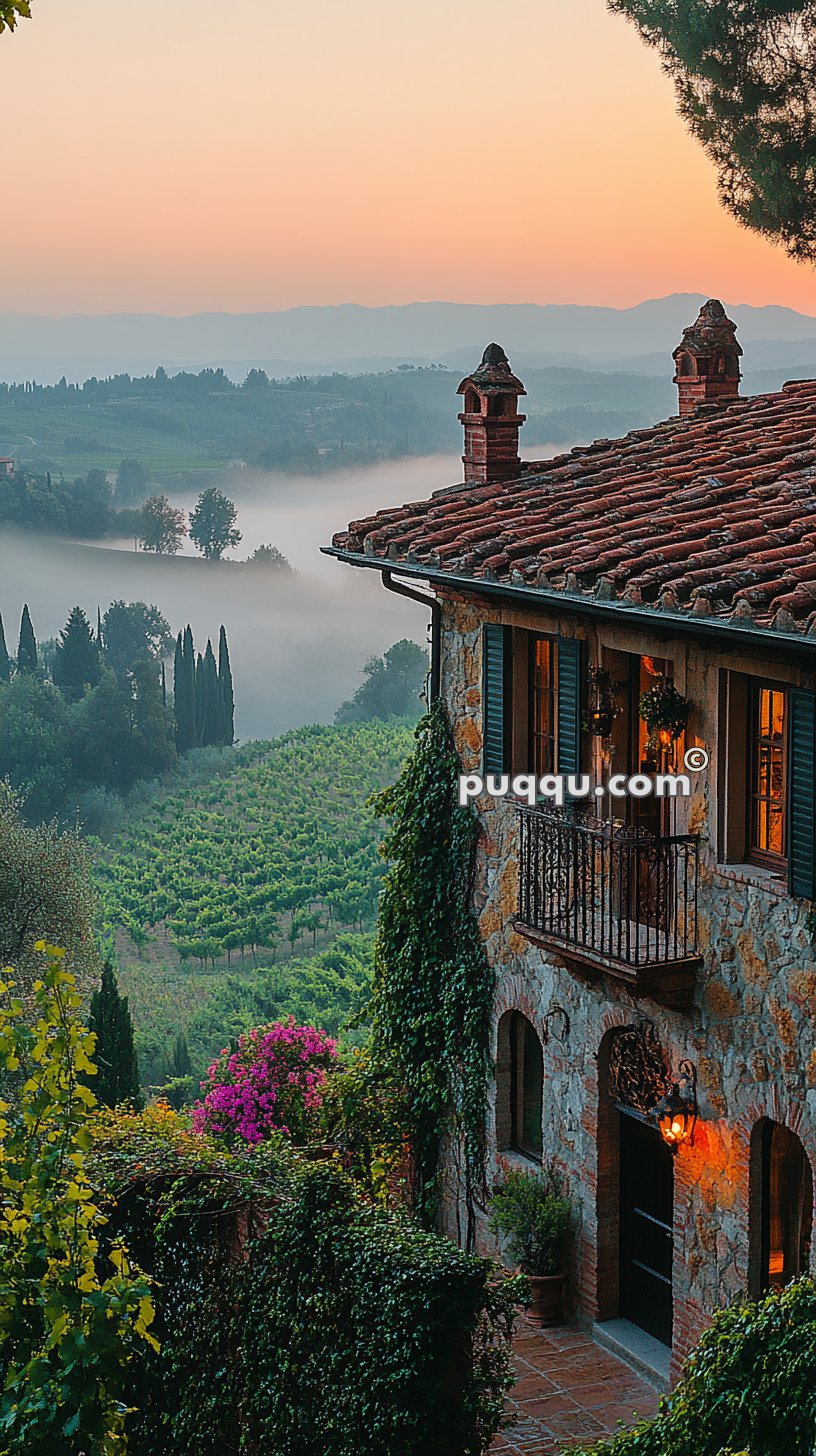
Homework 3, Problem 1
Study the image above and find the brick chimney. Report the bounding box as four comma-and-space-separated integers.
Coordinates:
457, 343, 526, 484
672, 299, 742, 417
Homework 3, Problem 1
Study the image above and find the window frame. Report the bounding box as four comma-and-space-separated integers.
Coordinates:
527, 633, 558, 780
746, 678, 788, 872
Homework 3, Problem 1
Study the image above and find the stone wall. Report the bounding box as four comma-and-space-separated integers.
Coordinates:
437, 587, 816, 1379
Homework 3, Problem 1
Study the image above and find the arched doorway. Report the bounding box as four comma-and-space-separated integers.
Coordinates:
496, 1011, 543, 1160
751, 1120, 813, 1295
599, 1023, 675, 1348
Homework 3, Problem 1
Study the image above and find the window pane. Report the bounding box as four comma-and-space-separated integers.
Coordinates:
750, 683, 787, 863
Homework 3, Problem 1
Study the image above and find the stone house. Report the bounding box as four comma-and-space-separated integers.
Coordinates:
326, 300, 816, 1385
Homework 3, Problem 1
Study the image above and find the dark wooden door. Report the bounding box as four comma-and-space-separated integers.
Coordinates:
619, 1109, 673, 1346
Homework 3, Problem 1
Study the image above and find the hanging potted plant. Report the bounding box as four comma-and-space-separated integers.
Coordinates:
639, 676, 690, 753
489, 1167, 574, 1326
583, 666, 621, 739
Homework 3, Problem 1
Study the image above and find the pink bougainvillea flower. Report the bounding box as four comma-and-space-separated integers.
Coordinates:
192, 1017, 337, 1146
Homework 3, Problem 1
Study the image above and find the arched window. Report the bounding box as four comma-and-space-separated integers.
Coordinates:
751, 1120, 813, 1295
496, 1011, 543, 1159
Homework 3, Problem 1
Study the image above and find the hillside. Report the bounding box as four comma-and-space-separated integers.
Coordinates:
93, 719, 414, 1086
0, 363, 675, 486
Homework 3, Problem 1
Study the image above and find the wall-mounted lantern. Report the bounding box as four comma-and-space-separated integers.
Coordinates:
651, 1060, 698, 1152
584, 667, 620, 740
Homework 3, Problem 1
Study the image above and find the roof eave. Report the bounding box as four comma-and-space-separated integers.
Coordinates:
321, 545, 816, 665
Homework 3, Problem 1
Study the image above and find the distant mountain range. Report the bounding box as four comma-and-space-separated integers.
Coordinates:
3, 293, 816, 384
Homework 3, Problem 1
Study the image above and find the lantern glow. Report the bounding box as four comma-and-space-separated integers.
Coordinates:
651, 1060, 698, 1153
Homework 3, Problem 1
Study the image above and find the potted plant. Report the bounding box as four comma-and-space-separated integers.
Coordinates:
583, 666, 621, 739
639, 676, 690, 752
489, 1167, 573, 1326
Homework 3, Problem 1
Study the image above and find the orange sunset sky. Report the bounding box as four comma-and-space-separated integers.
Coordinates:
4, 0, 816, 317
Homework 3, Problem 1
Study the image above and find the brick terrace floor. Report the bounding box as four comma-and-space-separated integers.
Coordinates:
491, 1320, 661, 1455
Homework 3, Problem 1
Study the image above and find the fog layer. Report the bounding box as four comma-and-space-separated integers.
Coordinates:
1, 458, 462, 739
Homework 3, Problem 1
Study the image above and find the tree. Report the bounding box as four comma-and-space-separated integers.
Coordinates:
0, 612, 9, 684
102, 600, 173, 677
200, 640, 222, 747
182, 624, 197, 747
115, 457, 149, 504
173, 633, 190, 753
218, 624, 235, 746
189, 488, 242, 560
609, 0, 816, 260
68, 468, 113, 535
67, 669, 130, 793
126, 656, 178, 783
0, 675, 72, 823
16, 603, 37, 674
0, 1, 30, 34
52, 605, 100, 701
138, 493, 187, 554
335, 639, 427, 724
87, 961, 141, 1108
245, 543, 292, 570
0, 946, 156, 1454
0, 785, 99, 999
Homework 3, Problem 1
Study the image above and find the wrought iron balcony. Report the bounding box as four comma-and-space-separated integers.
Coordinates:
515, 805, 701, 1006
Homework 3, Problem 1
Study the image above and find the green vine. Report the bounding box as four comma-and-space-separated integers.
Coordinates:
369, 700, 494, 1241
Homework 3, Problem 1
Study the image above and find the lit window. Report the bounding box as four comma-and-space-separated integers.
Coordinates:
749, 683, 786, 867
529, 637, 557, 779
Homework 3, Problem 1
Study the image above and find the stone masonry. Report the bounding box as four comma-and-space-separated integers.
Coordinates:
439, 589, 816, 1382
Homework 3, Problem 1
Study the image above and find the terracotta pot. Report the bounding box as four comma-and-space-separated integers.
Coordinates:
525, 1269, 566, 1327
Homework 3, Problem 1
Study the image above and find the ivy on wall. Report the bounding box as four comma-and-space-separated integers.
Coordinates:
369, 700, 495, 1241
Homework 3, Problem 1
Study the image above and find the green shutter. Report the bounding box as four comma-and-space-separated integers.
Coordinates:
482, 624, 510, 775
788, 688, 816, 899
557, 638, 582, 776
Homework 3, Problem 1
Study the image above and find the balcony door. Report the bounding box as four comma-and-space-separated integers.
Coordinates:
619, 1108, 673, 1346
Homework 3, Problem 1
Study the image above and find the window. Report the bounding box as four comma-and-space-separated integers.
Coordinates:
528, 636, 557, 778
748, 682, 786, 868
496, 1011, 543, 1159
751, 1120, 813, 1295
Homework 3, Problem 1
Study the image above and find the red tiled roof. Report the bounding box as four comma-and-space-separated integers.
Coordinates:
331, 379, 816, 635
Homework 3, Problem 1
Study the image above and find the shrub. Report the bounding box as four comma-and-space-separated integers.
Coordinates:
91, 1110, 526, 1456
192, 1016, 338, 1144
572, 1277, 816, 1456
488, 1167, 573, 1275
0, 945, 155, 1455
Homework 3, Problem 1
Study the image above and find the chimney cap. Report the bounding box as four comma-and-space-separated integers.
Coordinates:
672, 298, 742, 363
457, 341, 526, 396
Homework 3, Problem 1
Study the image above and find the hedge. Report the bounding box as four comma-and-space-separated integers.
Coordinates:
573, 1278, 816, 1456
91, 1108, 523, 1456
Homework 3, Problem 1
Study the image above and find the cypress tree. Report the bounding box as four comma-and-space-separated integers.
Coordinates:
201, 640, 221, 747
161, 658, 167, 708
0, 613, 10, 684
183, 625, 197, 748
195, 651, 205, 747
173, 632, 185, 752
16, 604, 37, 673
52, 606, 101, 701
170, 1032, 192, 1079
88, 962, 142, 1108
218, 624, 235, 746
97, 605, 103, 656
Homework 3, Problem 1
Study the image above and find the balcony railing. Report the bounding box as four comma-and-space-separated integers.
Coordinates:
515, 805, 701, 1001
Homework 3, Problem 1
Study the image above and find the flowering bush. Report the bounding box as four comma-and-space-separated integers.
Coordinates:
193, 1018, 338, 1144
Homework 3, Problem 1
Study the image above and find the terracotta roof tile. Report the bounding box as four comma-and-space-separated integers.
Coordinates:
331, 379, 816, 631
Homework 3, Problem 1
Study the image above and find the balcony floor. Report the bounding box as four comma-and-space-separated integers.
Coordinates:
514, 913, 701, 1009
